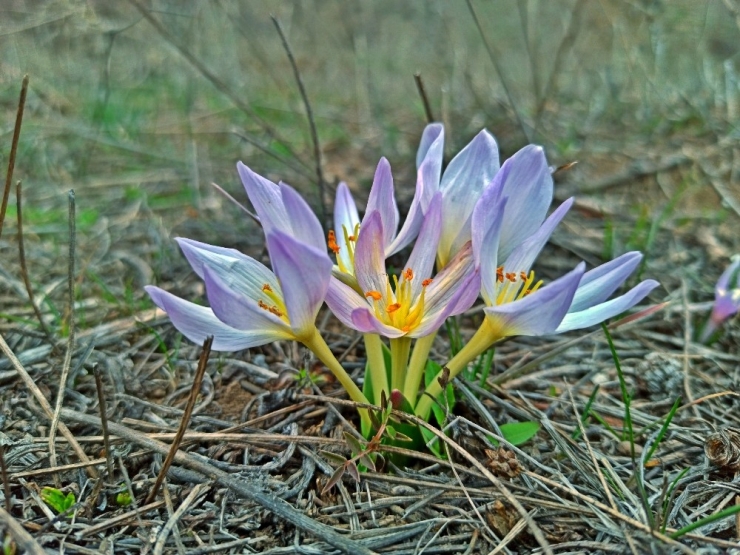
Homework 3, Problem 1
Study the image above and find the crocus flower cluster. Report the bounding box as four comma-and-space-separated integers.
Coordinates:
146, 124, 659, 432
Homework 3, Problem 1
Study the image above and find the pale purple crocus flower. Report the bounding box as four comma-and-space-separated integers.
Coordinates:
236, 162, 327, 253
329, 125, 445, 282
700, 256, 740, 343
325, 194, 480, 339
145, 232, 331, 350
148, 167, 372, 425
416, 167, 660, 420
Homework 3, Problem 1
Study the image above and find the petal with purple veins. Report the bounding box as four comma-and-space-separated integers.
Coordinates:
202, 265, 291, 337
496, 145, 554, 260
236, 162, 287, 236
145, 286, 277, 351
365, 158, 399, 249
569, 252, 642, 313
176, 238, 278, 299
266, 231, 332, 338
556, 279, 660, 333
279, 182, 326, 251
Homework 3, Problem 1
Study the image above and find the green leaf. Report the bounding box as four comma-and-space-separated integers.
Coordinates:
40, 487, 75, 514
424, 359, 456, 427
320, 450, 348, 465
420, 426, 446, 459
343, 432, 365, 457
363, 341, 393, 438
489, 421, 540, 446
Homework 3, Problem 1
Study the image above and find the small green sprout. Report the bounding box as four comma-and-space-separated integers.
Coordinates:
40, 487, 75, 515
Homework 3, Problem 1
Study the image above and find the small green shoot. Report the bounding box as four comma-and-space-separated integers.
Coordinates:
40, 487, 75, 515
644, 397, 681, 464
660, 467, 690, 534
116, 491, 133, 507
444, 317, 463, 357
602, 324, 634, 459
572, 385, 600, 440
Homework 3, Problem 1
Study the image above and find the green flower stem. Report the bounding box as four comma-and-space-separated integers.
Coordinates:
303, 328, 371, 430
403, 331, 437, 406
363, 333, 388, 405
415, 319, 501, 421
390, 336, 412, 393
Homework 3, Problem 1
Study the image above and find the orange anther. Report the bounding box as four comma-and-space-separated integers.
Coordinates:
327, 230, 340, 254
422, 278, 433, 287
365, 291, 382, 301
386, 303, 401, 313
262, 283, 273, 292
258, 300, 269, 310
268, 306, 284, 317
520, 272, 528, 281
403, 268, 414, 281
505, 272, 517, 282
496, 266, 504, 283
348, 235, 356, 242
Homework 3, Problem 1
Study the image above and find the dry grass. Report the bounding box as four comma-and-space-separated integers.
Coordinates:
0, 1, 739, 553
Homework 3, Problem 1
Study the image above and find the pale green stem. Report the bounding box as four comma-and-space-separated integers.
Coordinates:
389, 336, 412, 393
303, 328, 371, 430
363, 333, 388, 405
415, 319, 502, 421
403, 331, 437, 407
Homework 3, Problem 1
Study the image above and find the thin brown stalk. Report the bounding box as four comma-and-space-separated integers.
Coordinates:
92, 364, 114, 477
48, 190, 77, 483
145, 336, 213, 504
271, 15, 328, 229
15, 181, 55, 347
0, 75, 29, 240
0, 445, 10, 512
414, 72, 435, 123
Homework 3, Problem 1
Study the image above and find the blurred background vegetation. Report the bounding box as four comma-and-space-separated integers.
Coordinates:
1, 0, 738, 285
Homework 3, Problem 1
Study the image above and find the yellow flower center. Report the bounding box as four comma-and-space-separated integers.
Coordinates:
364, 268, 432, 333
258, 283, 289, 323
327, 223, 361, 275
493, 266, 543, 305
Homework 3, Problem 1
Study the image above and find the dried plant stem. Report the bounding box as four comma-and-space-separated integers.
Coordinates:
0, 506, 46, 555
145, 336, 213, 505
0, 334, 95, 476
271, 15, 327, 229
0, 75, 28, 240
48, 190, 77, 483
414, 73, 435, 123
0, 445, 10, 512
92, 364, 114, 477
15, 181, 55, 347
